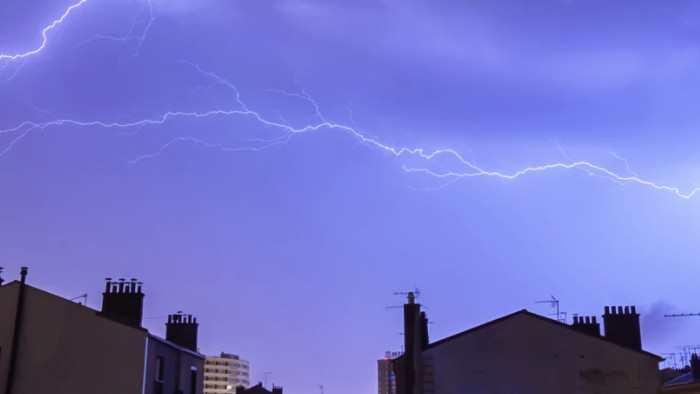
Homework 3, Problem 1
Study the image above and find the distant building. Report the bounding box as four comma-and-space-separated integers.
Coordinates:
0, 267, 205, 394
662, 354, 700, 393
204, 352, 251, 393
378, 351, 397, 394
392, 292, 662, 394
235, 382, 282, 394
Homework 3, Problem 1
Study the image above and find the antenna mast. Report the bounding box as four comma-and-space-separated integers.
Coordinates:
536, 295, 566, 323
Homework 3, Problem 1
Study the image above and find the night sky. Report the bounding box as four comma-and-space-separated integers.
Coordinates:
2, 0, 700, 392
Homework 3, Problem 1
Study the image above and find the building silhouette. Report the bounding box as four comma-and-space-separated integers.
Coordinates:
662, 354, 700, 392
204, 352, 251, 393
392, 292, 662, 394
0, 268, 205, 394
235, 382, 282, 394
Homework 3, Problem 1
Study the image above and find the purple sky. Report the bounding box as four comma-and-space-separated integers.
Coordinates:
2, 0, 700, 392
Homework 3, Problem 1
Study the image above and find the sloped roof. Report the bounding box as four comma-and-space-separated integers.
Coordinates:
663, 372, 700, 387
421, 309, 662, 361
0, 281, 203, 357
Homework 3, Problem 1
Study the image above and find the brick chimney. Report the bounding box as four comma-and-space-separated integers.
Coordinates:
272, 385, 283, 394
166, 313, 199, 352
603, 306, 641, 350
100, 278, 144, 328
571, 315, 601, 337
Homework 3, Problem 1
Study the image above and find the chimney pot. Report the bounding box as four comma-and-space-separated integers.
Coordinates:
624, 306, 630, 314
101, 276, 144, 328
605, 306, 610, 315
631, 306, 637, 314
585, 316, 590, 324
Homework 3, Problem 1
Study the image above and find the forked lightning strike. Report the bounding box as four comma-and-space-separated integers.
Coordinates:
0, 4, 698, 201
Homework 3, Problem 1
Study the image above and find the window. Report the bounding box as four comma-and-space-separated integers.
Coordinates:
190, 368, 198, 394
155, 356, 165, 381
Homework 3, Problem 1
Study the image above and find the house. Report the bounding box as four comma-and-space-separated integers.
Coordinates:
662, 354, 700, 393
392, 292, 662, 394
0, 267, 205, 394
235, 382, 283, 394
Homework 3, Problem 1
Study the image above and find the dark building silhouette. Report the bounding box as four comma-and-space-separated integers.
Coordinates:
571, 315, 601, 337
603, 305, 642, 350
662, 354, 700, 392
0, 268, 205, 394
235, 382, 282, 394
392, 293, 661, 394
100, 278, 145, 328
167, 313, 199, 352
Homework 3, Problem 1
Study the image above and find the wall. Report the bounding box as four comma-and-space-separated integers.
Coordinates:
144, 336, 204, 394
0, 282, 146, 394
423, 313, 660, 394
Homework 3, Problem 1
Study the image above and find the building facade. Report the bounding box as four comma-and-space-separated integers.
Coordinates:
0, 268, 205, 394
392, 292, 662, 394
378, 352, 397, 394
204, 352, 251, 393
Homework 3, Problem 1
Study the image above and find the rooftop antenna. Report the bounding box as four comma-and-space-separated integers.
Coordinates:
536, 295, 566, 323
263, 372, 272, 388
665, 313, 700, 318
662, 353, 678, 369
70, 293, 88, 306
393, 287, 420, 299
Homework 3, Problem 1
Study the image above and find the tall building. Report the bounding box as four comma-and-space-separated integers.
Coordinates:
392, 292, 662, 394
204, 352, 251, 393
0, 267, 205, 394
378, 351, 397, 394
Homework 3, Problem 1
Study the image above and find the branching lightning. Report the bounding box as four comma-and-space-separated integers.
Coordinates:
90, 0, 154, 55
0, 2, 699, 201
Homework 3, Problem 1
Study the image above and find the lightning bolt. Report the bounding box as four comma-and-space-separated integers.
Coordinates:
89, 0, 154, 55
0, 0, 89, 61
1, 4, 698, 201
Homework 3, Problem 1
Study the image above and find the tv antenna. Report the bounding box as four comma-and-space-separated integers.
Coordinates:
70, 293, 88, 306
536, 295, 566, 323
263, 372, 272, 388
394, 288, 420, 298
665, 313, 700, 318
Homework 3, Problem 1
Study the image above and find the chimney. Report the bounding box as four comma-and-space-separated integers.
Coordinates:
689, 354, 700, 381
602, 305, 641, 350
166, 313, 199, 352
272, 385, 283, 394
571, 315, 601, 337
0, 267, 4, 286
402, 292, 424, 394
100, 278, 145, 328
421, 311, 429, 348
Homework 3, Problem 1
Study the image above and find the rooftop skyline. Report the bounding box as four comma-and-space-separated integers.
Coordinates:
2, 0, 700, 393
